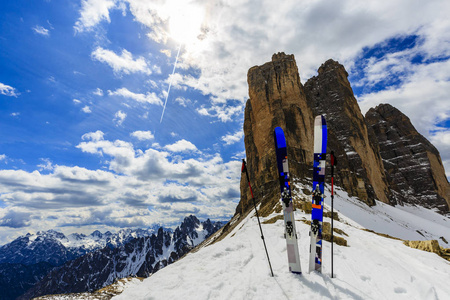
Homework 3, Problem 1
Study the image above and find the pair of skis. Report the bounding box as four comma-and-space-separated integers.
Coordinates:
274, 115, 327, 274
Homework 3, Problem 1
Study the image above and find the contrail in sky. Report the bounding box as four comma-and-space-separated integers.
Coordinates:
160, 44, 182, 123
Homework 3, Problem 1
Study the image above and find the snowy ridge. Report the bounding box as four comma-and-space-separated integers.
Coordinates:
109, 187, 450, 300
19, 216, 224, 299
328, 186, 450, 247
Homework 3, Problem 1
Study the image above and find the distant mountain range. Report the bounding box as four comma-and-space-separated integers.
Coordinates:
0, 216, 223, 300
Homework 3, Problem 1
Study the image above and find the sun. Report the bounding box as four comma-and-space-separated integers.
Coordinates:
167, 1, 204, 45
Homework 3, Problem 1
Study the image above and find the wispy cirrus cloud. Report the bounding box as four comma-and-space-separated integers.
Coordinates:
32, 25, 50, 36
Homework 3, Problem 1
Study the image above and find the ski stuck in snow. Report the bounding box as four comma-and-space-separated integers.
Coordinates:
309, 115, 328, 273
274, 126, 302, 274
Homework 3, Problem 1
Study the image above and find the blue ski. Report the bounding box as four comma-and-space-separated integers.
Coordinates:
309, 115, 327, 273
274, 127, 302, 274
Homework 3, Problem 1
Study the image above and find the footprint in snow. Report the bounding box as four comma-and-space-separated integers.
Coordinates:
394, 287, 407, 294
360, 275, 370, 281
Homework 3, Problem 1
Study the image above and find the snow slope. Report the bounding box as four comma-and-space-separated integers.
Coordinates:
112, 187, 450, 300
327, 188, 450, 247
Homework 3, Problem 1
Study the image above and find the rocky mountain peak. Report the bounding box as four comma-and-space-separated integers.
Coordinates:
365, 103, 450, 212
305, 58, 393, 206
90, 230, 103, 239
317, 59, 348, 77
37, 229, 66, 240
181, 215, 201, 230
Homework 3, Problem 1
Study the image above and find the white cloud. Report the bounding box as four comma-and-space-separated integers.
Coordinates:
222, 130, 244, 145
131, 130, 155, 141
358, 58, 450, 178
82, 105, 92, 113
0, 82, 19, 97
37, 158, 54, 171
75, 0, 450, 128
164, 139, 198, 153
0, 208, 32, 228
81, 130, 104, 142
197, 107, 209, 117
429, 129, 450, 179
358, 59, 450, 137
76, 134, 240, 188
73, 99, 82, 104
0, 131, 241, 243
196, 103, 243, 122
0, 154, 6, 161
10, 112, 20, 117
93, 88, 104, 96
113, 110, 127, 126
125, 0, 450, 128
232, 150, 246, 160
32, 25, 50, 36
91, 47, 152, 75
74, 0, 118, 33
109, 88, 162, 106
160, 49, 171, 57
175, 97, 191, 107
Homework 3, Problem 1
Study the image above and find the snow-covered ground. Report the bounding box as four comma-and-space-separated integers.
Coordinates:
111, 187, 450, 300
327, 187, 450, 247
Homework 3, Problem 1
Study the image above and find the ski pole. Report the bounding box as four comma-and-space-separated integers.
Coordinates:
330, 151, 336, 278
242, 159, 274, 277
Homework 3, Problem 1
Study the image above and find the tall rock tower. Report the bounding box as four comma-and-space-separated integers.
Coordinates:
304, 59, 393, 206
238, 53, 315, 217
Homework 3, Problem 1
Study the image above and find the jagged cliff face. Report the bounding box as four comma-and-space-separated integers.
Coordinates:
365, 103, 450, 212
304, 59, 392, 206
239, 53, 449, 217
238, 53, 315, 217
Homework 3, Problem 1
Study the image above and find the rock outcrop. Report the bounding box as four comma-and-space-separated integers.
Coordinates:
304, 59, 392, 206
404, 240, 450, 261
365, 103, 450, 212
238, 53, 315, 216
238, 53, 449, 218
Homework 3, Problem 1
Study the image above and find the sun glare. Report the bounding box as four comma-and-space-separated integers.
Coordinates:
168, 1, 204, 45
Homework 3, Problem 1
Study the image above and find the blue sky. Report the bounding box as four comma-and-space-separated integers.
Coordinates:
1, 0, 449, 244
